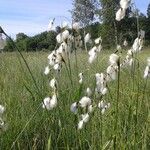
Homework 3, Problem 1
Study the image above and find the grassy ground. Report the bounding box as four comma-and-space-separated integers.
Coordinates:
0, 48, 150, 149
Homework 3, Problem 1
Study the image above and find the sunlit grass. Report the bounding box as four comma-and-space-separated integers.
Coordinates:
0, 49, 150, 149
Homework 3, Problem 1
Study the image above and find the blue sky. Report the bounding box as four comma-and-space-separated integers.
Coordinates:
0, 0, 149, 37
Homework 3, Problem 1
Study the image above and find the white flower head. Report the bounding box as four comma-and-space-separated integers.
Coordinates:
86, 87, 92, 97
81, 113, 89, 123
56, 33, 63, 44
44, 66, 50, 75
117, 45, 121, 51
106, 65, 118, 81
50, 94, 58, 109
49, 78, 57, 89
116, 8, 126, 21
79, 73, 83, 84
88, 46, 97, 64
98, 100, 105, 109
95, 37, 102, 45
42, 95, 57, 110
123, 39, 128, 47
144, 66, 150, 78
79, 96, 91, 108
129, 58, 133, 66
62, 30, 69, 41
42, 97, 51, 110
109, 53, 119, 65
97, 44, 102, 52
88, 105, 93, 113
70, 102, 78, 114
72, 22, 80, 30
120, 0, 130, 10
0, 105, 5, 115
47, 18, 55, 31
84, 33, 91, 43
78, 120, 84, 130
127, 49, 133, 56
147, 57, 150, 66
98, 101, 110, 114
101, 87, 108, 95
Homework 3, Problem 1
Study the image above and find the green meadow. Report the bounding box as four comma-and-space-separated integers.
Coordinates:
0, 49, 150, 149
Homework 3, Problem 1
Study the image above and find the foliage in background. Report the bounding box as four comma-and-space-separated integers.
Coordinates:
3, 31, 57, 52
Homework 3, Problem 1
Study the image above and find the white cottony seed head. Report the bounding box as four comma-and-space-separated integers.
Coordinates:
79, 96, 91, 108
81, 113, 89, 123
86, 87, 92, 97
72, 22, 80, 30
0, 105, 5, 115
70, 102, 78, 114
116, 8, 126, 21
84, 33, 91, 43
120, 0, 130, 10
44, 66, 50, 75
78, 120, 84, 130
109, 53, 119, 65
49, 78, 57, 89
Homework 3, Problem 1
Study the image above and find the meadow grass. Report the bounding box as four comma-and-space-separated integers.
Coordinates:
0, 48, 150, 149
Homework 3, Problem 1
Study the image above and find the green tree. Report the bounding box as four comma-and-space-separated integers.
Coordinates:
71, 0, 99, 27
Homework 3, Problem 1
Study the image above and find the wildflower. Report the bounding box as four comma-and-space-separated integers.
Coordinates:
109, 53, 119, 65
144, 58, 150, 78
117, 45, 121, 51
147, 57, 150, 66
88, 105, 93, 113
56, 33, 63, 43
84, 33, 91, 43
79, 96, 91, 108
72, 22, 80, 30
129, 58, 133, 66
95, 37, 102, 45
120, 0, 130, 10
58, 42, 68, 57
62, 30, 69, 41
0, 105, 5, 115
127, 49, 133, 56
47, 18, 55, 31
42, 94, 57, 110
49, 78, 57, 89
88, 46, 97, 64
132, 37, 143, 52
44, 66, 50, 75
116, 8, 126, 21
70, 102, 78, 114
81, 113, 89, 123
123, 39, 128, 47
42, 97, 51, 110
86, 87, 92, 97
98, 101, 110, 114
48, 51, 56, 64
106, 65, 118, 81
97, 44, 102, 52
78, 120, 84, 130
144, 66, 150, 78
53, 63, 62, 72
95, 73, 108, 95
79, 73, 83, 84
55, 53, 64, 64
0, 117, 4, 127
50, 94, 58, 108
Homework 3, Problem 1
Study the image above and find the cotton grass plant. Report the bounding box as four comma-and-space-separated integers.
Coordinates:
0, 0, 150, 149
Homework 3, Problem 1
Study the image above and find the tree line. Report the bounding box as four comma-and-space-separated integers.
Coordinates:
3, 1, 150, 52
